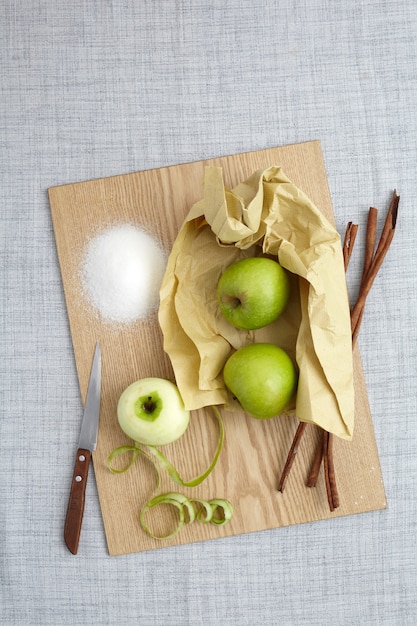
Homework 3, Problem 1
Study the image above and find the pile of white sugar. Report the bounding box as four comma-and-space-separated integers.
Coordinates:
81, 224, 167, 324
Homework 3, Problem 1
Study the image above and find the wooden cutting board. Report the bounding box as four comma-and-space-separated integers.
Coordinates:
49, 141, 387, 556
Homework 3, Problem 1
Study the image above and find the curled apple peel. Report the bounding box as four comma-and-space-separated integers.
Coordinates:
140, 493, 233, 540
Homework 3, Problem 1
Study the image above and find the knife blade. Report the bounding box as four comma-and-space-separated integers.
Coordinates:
64, 342, 101, 554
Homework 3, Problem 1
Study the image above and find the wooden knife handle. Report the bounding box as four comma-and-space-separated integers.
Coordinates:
64, 448, 91, 554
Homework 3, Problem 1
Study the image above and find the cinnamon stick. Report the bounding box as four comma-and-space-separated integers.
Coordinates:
362, 207, 378, 279
326, 430, 339, 509
306, 429, 324, 487
351, 191, 399, 343
322, 432, 333, 510
277, 421, 307, 492
343, 221, 359, 270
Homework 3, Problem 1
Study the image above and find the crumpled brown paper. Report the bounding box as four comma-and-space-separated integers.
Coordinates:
159, 166, 354, 439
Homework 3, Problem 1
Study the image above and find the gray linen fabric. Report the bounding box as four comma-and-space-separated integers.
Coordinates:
1, 1, 416, 624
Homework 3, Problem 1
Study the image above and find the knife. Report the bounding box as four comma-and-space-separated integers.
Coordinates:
64, 342, 101, 554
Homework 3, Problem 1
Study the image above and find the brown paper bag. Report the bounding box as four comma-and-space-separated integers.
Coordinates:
159, 166, 354, 439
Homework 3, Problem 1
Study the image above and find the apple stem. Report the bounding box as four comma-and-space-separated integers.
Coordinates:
143, 396, 156, 413
222, 294, 241, 309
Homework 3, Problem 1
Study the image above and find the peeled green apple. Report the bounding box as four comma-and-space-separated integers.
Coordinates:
117, 378, 190, 445
223, 343, 297, 419
217, 257, 290, 330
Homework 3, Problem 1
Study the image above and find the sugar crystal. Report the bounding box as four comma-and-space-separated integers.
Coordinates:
81, 224, 167, 324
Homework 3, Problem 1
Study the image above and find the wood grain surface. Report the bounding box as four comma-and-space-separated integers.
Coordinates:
48, 141, 387, 556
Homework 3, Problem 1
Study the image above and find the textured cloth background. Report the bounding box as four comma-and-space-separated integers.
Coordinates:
1, 1, 416, 625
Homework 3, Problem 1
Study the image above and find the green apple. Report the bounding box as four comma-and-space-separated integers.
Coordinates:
223, 343, 297, 419
217, 257, 290, 330
117, 378, 190, 445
